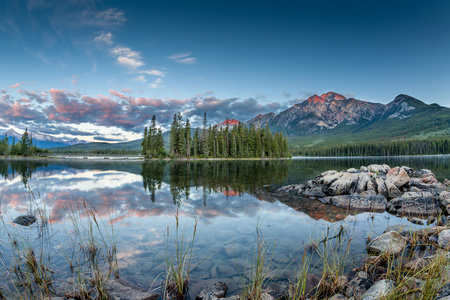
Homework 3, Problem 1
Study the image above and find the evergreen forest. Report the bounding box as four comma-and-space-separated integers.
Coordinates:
292, 137, 450, 157
0, 128, 48, 157
142, 112, 291, 159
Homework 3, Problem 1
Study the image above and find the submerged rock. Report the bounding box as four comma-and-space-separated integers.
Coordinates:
196, 282, 228, 300
328, 195, 387, 211
13, 215, 37, 226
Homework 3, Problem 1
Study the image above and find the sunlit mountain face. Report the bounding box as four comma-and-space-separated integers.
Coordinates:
1, 158, 448, 296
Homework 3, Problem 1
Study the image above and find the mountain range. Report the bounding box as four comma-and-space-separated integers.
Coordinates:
3, 129, 88, 149
16, 92, 450, 152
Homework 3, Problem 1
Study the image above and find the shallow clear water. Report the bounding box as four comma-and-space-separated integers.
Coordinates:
0, 156, 448, 296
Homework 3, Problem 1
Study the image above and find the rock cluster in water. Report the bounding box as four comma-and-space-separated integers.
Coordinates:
279, 164, 450, 216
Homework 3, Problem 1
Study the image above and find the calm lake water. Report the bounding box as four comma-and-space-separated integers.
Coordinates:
0, 156, 449, 296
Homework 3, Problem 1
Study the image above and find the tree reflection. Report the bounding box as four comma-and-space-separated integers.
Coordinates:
0, 160, 48, 187
141, 160, 291, 205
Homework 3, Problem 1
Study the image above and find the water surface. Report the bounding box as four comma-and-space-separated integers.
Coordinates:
0, 156, 448, 296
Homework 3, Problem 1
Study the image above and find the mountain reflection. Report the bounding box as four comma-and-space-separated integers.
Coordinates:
0, 156, 448, 224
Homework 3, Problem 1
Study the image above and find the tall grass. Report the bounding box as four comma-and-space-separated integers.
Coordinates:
162, 210, 198, 300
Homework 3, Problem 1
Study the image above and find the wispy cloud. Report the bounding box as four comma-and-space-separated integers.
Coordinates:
149, 78, 164, 89
94, 32, 114, 45
142, 69, 165, 77
167, 52, 197, 64
9, 83, 21, 89
133, 75, 147, 82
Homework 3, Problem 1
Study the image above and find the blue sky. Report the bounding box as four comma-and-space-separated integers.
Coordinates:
1, 0, 449, 142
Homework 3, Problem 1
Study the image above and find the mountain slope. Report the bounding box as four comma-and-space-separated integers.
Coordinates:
3, 129, 88, 149
273, 93, 450, 147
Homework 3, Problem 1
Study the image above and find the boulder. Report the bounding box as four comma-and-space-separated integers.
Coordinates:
318, 172, 343, 186
413, 169, 433, 177
439, 230, 450, 250
367, 231, 406, 256
440, 191, 450, 206
360, 166, 368, 172
386, 167, 410, 188
354, 173, 371, 194
387, 192, 441, 216
384, 224, 414, 237
304, 186, 326, 198
360, 279, 395, 300
368, 164, 387, 174
328, 173, 360, 195
375, 177, 388, 197
422, 173, 438, 184
384, 179, 402, 198
330, 195, 387, 211
347, 168, 359, 173
13, 215, 37, 226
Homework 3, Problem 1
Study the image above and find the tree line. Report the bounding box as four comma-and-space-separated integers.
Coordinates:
0, 128, 47, 157
142, 112, 291, 158
292, 137, 450, 157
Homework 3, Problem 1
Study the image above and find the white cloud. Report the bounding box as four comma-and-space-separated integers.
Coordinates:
117, 56, 144, 69
94, 32, 114, 45
142, 69, 165, 77
133, 75, 147, 82
110, 46, 144, 69
167, 52, 197, 64
149, 78, 163, 89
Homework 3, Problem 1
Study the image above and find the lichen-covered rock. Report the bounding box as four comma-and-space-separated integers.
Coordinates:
354, 173, 371, 194
304, 186, 326, 198
440, 191, 450, 206
329, 195, 387, 211
387, 192, 440, 216
367, 231, 406, 256
328, 173, 360, 195
368, 164, 389, 174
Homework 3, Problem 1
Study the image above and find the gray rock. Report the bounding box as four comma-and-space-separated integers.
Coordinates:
196, 282, 228, 300
367, 164, 386, 174
408, 217, 424, 225
320, 170, 338, 177
387, 192, 441, 216
439, 230, 450, 250
360, 166, 368, 172
440, 191, 450, 206
384, 224, 414, 237
375, 177, 388, 197
347, 168, 359, 173
367, 231, 406, 256
108, 278, 158, 300
354, 173, 371, 194
318, 172, 344, 186
328, 173, 360, 195
384, 179, 402, 198
304, 186, 326, 198
330, 195, 387, 211
360, 279, 395, 300
13, 215, 37, 226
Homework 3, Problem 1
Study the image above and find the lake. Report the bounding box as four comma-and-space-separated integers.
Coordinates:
0, 156, 449, 297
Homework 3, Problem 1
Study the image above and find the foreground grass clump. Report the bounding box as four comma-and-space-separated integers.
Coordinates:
0, 188, 119, 300
162, 210, 198, 300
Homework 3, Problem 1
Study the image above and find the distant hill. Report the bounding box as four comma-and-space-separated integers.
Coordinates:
50, 139, 143, 152
3, 129, 88, 149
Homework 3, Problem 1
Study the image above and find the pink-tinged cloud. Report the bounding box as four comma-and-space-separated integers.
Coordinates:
9, 83, 20, 89
18, 89, 48, 104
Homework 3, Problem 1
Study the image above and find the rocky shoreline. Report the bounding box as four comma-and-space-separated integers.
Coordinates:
278, 164, 450, 217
